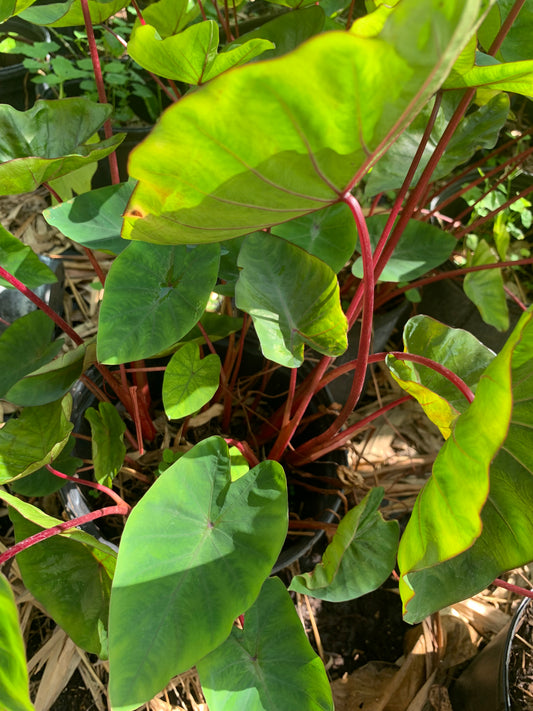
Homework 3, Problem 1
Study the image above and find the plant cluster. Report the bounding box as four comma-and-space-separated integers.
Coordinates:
1, 0, 533, 710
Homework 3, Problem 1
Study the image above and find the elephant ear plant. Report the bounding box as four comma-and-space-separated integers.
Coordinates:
1, 0, 533, 709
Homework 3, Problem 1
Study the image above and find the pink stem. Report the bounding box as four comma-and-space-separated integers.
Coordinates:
388, 351, 475, 403
493, 578, 533, 600
80, 0, 120, 185
47, 464, 129, 508
0, 504, 128, 567
0, 265, 83, 345
224, 439, 260, 468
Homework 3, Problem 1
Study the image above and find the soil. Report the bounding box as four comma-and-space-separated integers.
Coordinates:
509, 600, 533, 710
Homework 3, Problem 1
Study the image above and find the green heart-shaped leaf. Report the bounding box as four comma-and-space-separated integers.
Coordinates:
108, 437, 288, 711
163, 342, 221, 419
198, 577, 333, 711
123, 0, 483, 244
235, 233, 348, 367
97, 242, 220, 363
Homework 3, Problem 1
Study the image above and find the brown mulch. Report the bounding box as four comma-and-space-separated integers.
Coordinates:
1, 191, 531, 710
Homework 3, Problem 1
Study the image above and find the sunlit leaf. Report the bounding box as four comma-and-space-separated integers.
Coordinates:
123, 0, 484, 244
0, 225, 57, 289
0, 573, 34, 711
399, 308, 533, 623
162, 342, 221, 420
386, 315, 495, 438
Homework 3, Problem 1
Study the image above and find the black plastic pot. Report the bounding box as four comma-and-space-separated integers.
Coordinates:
65, 341, 346, 572
0, 17, 50, 109
451, 596, 532, 711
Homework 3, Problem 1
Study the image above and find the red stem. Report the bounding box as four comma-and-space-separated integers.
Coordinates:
224, 439, 259, 468
0, 505, 128, 567
493, 577, 533, 600
388, 352, 475, 404
488, 0, 527, 55
80, 0, 120, 185
289, 395, 411, 465
376, 257, 533, 307
47, 464, 129, 509
0, 265, 83, 345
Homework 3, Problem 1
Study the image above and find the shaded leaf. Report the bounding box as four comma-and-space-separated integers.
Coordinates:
225, 6, 325, 62
0, 573, 34, 711
97, 242, 220, 364
399, 308, 533, 622
0, 99, 124, 195
289, 488, 399, 602
5, 342, 90, 407
271, 202, 358, 273
85, 402, 126, 488
123, 1, 484, 244
478, 0, 533, 62
20, 0, 128, 27
44, 180, 133, 255
235, 233, 347, 367
386, 315, 495, 438
0, 311, 62, 399
365, 92, 509, 195
198, 577, 333, 711
0, 225, 57, 289
10, 508, 116, 657
352, 216, 456, 282
463, 239, 509, 331
0, 396, 72, 484
162, 342, 221, 420
108, 437, 287, 711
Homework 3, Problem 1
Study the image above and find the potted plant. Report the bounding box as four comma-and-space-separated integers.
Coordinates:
1, 0, 533, 710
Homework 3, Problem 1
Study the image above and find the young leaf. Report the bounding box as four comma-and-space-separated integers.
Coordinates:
235, 233, 348, 367
128, 21, 273, 85
0, 395, 73, 484
108, 437, 288, 711
289, 488, 399, 602
0, 99, 124, 194
463, 239, 509, 331
85, 402, 126, 488
352, 216, 456, 282
386, 315, 495, 438
198, 577, 333, 711
0, 225, 57, 289
10, 509, 116, 657
140, 0, 200, 37
162, 342, 221, 420
44, 181, 134, 255
9, 436, 82, 496
271, 202, 358, 273
0, 573, 34, 711
399, 308, 533, 623
124, 0, 484, 245
0, 311, 63, 399
97, 242, 220, 364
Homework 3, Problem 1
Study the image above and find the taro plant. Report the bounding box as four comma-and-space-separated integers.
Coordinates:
1, 0, 533, 710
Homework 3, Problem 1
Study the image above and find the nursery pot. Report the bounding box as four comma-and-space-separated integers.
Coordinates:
65, 341, 345, 572
0, 18, 50, 109
451, 595, 533, 711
